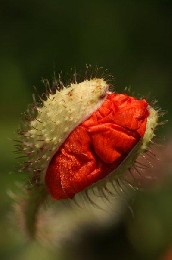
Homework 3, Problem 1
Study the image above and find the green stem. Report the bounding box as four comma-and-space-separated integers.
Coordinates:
24, 185, 48, 239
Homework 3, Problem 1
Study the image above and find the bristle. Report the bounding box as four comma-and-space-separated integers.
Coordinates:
16, 76, 109, 188
15, 68, 164, 211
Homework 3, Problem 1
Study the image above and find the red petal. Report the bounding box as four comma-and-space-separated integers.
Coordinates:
45, 93, 149, 200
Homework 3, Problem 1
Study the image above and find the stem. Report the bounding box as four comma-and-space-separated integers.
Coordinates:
24, 185, 48, 239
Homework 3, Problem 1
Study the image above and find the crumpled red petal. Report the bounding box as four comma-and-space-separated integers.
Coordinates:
45, 93, 149, 200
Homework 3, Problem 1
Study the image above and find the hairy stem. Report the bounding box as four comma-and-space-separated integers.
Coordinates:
24, 185, 48, 238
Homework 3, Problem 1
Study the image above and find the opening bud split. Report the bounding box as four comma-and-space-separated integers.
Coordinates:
19, 78, 158, 201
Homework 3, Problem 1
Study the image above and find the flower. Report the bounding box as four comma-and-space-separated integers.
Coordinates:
19, 77, 158, 200
15, 74, 160, 240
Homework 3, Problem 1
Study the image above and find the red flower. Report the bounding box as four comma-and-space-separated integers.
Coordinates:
45, 93, 149, 200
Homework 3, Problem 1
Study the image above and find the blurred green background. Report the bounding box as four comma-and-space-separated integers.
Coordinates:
0, 0, 172, 259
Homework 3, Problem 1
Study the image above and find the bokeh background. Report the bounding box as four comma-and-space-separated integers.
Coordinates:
0, 0, 172, 259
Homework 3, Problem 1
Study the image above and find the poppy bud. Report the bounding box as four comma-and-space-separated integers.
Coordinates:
19, 78, 158, 200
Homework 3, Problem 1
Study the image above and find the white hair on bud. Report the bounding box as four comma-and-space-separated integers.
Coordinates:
22, 78, 109, 182
141, 106, 158, 151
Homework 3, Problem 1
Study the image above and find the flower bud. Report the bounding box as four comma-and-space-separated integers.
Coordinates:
19, 78, 158, 200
